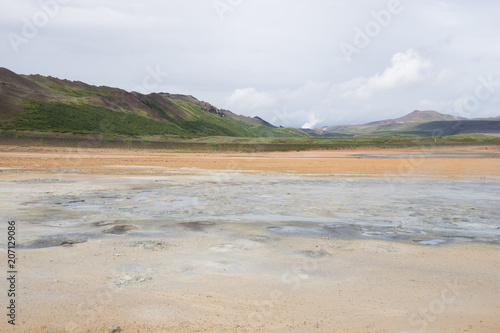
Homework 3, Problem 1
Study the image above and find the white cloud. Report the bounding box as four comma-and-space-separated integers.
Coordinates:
226, 87, 276, 111
225, 84, 332, 127
223, 49, 448, 128
452, 94, 475, 118
1, 1, 500, 127
288, 80, 330, 101
434, 68, 455, 85
340, 49, 432, 99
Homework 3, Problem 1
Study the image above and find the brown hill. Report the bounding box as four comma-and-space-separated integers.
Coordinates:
312, 110, 499, 137
365, 110, 465, 126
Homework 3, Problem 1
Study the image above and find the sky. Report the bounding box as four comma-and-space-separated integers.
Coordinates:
1, 0, 500, 128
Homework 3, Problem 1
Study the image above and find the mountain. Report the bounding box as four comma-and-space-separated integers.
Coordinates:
0, 67, 305, 138
1, 67, 498, 140
313, 110, 500, 138
365, 110, 465, 126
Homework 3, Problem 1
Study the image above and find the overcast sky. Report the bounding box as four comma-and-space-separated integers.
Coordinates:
2, 0, 499, 128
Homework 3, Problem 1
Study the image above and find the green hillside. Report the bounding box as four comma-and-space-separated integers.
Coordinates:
0, 67, 306, 139
1, 68, 498, 141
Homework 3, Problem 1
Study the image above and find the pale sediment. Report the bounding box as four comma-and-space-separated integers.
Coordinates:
1, 145, 499, 332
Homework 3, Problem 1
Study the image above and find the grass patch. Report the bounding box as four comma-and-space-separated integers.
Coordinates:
443, 134, 500, 142
147, 100, 179, 123
8, 100, 186, 137
7, 99, 308, 139
44, 84, 116, 97
170, 101, 307, 138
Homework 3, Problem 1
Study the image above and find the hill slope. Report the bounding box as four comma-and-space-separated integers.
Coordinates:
0, 68, 306, 138
365, 110, 465, 125
314, 110, 500, 138
2, 68, 498, 140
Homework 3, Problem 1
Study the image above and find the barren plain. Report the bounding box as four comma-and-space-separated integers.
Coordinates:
1, 144, 499, 333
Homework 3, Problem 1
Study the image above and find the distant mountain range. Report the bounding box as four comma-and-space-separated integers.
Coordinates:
307, 110, 500, 138
1, 67, 499, 139
365, 110, 465, 125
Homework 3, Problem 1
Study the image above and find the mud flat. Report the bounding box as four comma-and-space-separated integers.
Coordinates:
0, 145, 499, 332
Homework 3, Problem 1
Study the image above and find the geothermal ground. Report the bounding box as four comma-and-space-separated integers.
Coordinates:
1, 145, 499, 333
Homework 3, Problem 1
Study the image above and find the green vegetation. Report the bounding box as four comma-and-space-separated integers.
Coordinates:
8, 100, 185, 137
43, 84, 116, 98
168, 101, 307, 138
185, 134, 500, 145
1, 132, 499, 153
5, 99, 307, 139
3, 69, 497, 143
206, 142, 220, 147
442, 134, 500, 142
147, 100, 178, 123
